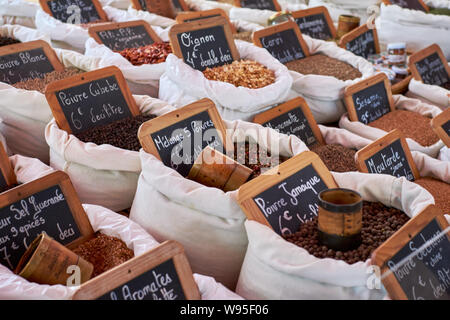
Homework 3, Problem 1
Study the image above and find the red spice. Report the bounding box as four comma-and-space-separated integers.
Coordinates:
117, 42, 173, 66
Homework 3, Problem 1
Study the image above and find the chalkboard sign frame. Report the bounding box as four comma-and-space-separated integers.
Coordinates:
233, 0, 281, 11
0, 40, 64, 85
169, 16, 240, 71
291, 6, 337, 41
339, 23, 380, 58
72, 240, 200, 300
344, 73, 395, 123
382, 0, 429, 12
371, 204, 449, 300
39, 0, 108, 23
252, 20, 310, 64
431, 108, 450, 148
409, 44, 450, 86
0, 142, 17, 191
88, 20, 162, 51
138, 98, 230, 166
175, 8, 237, 34
355, 129, 420, 181
130, 0, 188, 19
238, 151, 337, 232
45, 66, 140, 134
0, 171, 94, 251
253, 97, 325, 146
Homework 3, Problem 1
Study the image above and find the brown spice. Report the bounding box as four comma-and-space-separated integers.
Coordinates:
11, 67, 83, 93
0, 36, 20, 47
233, 31, 253, 42
285, 54, 362, 81
203, 59, 275, 89
73, 232, 134, 278
117, 42, 173, 66
368, 110, 439, 147
284, 201, 409, 264
415, 177, 450, 213
310, 143, 357, 172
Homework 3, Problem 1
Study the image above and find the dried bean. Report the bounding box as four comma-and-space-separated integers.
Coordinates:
11, 68, 83, 93
310, 143, 357, 172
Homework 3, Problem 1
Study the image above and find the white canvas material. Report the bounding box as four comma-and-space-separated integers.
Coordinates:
45, 95, 175, 212
159, 40, 293, 122
0, 0, 39, 28
130, 119, 309, 290
407, 77, 450, 111
308, 0, 379, 23
235, 171, 435, 300
339, 94, 445, 157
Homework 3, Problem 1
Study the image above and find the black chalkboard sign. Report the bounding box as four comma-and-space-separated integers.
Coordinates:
388, 0, 428, 12
443, 120, 450, 137
387, 218, 450, 300
137, 0, 147, 11
150, 111, 224, 177
252, 164, 329, 236
294, 13, 333, 40
238, 0, 277, 11
93, 25, 155, 51
0, 172, 7, 193
184, 14, 221, 23
0, 184, 82, 270
44, 0, 103, 24
259, 29, 306, 64
172, 0, 185, 12
351, 78, 391, 124
345, 29, 377, 59
414, 52, 450, 87
364, 139, 415, 181
98, 259, 186, 300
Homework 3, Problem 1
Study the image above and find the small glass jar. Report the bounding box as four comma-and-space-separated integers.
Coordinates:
387, 42, 407, 66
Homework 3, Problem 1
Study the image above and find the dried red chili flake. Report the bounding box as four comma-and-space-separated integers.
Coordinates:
117, 42, 173, 66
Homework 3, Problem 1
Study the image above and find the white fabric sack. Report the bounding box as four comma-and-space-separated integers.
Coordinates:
0, 47, 103, 164
339, 94, 445, 157
318, 125, 373, 150
412, 150, 450, 182
406, 77, 450, 110
236, 171, 435, 300
287, 35, 375, 124
99, 0, 131, 10
159, 40, 293, 122
185, 0, 235, 14
45, 95, 174, 212
35, 6, 174, 52
0, 0, 39, 28
438, 146, 450, 161
308, 0, 379, 24
424, 0, 450, 9
376, 3, 450, 60
130, 119, 309, 290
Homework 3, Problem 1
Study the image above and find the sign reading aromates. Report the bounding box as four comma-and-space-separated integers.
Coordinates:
176, 9, 236, 33
355, 129, 420, 182
234, 0, 281, 11
0, 40, 64, 85
383, 0, 429, 12
252, 20, 310, 64
169, 16, 240, 72
73, 240, 200, 300
253, 97, 325, 148
431, 108, 450, 148
39, 0, 107, 24
88, 20, 162, 52
291, 6, 336, 41
409, 44, 450, 88
372, 205, 450, 300
0, 171, 94, 271
344, 73, 395, 125
238, 151, 337, 237
45, 66, 140, 135
138, 98, 228, 178
339, 24, 380, 59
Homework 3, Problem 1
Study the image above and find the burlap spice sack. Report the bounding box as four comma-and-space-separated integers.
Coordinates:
45, 95, 174, 212
130, 120, 309, 290
406, 77, 450, 110
308, 0, 379, 24
35, 5, 174, 53
339, 95, 445, 157
0, 45, 103, 164
286, 35, 375, 124
159, 40, 292, 122
0, 0, 39, 28
375, 3, 450, 60
235, 172, 435, 300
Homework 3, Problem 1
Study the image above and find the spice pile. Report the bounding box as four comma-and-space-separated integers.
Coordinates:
284, 201, 409, 264
0, 36, 20, 47
117, 42, 173, 66
233, 31, 253, 42
415, 177, 450, 213
75, 114, 157, 150
368, 110, 439, 147
203, 60, 275, 89
11, 68, 83, 92
73, 232, 134, 278
285, 54, 362, 81
310, 144, 357, 172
